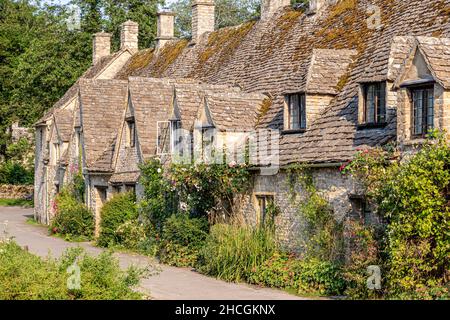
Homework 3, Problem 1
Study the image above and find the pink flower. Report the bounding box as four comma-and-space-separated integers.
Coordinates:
228, 161, 237, 168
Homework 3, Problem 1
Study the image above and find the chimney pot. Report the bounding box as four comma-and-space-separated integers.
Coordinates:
92, 32, 111, 65
157, 10, 176, 50
120, 20, 139, 51
191, 0, 215, 43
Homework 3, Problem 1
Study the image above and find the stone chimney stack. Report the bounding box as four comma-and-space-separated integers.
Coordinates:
191, 0, 215, 42
120, 20, 139, 51
92, 32, 111, 65
261, 0, 290, 20
156, 10, 176, 50
308, 0, 336, 15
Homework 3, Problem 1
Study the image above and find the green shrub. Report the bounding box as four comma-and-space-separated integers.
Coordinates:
115, 219, 158, 256
345, 132, 450, 299
158, 214, 208, 267
295, 259, 346, 296
247, 252, 302, 289
97, 192, 138, 247
0, 161, 33, 185
0, 241, 146, 300
248, 253, 345, 296
197, 224, 276, 282
139, 159, 176, 230
342, 220, 384, 299
50, 189, 94, 239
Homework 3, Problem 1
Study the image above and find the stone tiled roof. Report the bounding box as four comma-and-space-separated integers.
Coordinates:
204, 91, 268, 131
115, 49, 155, 80
109, 171, 141, 184
53, 108, 73, 142
78, 79, 128, 170
89, 141, 116, 172
127, 77, 255, 160
36, 51, 126, 125
128, 77, 176, 159
124, 0, 450, 165
288, 49, 358, 95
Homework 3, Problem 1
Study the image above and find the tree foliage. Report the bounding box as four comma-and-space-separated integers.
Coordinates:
0, 0, 161, 159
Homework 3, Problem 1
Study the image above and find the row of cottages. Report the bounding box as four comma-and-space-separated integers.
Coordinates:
35, 0, 450, 249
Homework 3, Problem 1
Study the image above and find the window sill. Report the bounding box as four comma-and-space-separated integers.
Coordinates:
356, 123, 387, 130
403, 138, 427, 146
282, 129, 306, 135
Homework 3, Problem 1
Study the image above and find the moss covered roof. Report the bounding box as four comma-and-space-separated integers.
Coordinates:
119, 0, 450, 165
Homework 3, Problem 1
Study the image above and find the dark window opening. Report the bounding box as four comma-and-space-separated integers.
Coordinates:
411, 87, 434, 137
286, 93, 306, 130
201, 127, 215, 160
363, 82, 386, 125
256, 195, 275, 227
125, 184, 136, 197
349, 195, 372, 225
127, 121, 136, 147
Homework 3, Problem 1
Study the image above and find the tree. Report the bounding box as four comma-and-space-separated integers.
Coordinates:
102, 0, 162, 50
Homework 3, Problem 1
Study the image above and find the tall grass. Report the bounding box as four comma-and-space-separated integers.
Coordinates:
197, 224, 277, 282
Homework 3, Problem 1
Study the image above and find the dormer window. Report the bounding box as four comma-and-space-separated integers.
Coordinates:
284, 93, 306, 132
361, 82, 386, 126
126, 119, 135, 147
411, 86, 434, 137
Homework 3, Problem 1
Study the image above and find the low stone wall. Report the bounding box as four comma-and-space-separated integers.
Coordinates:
0, 184, 34, 199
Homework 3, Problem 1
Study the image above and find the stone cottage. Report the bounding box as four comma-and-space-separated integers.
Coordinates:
34, 0, 450, 247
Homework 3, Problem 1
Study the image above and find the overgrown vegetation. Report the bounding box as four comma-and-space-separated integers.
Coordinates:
343, 131, 450, 299
158, 214, 209, 267
0, 138, 34, 185
248, 253, 345, 296
97, 192, 138, 247
50, 189, 94, 241
64, 132, 449, 300
0, 198, 33, 207
0, 241, 147, 300
197, 224, 277, 282
287, 164, 345, 263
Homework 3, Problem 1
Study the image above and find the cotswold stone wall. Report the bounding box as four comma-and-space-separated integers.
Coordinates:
240, 167, 360, 252
0, 184, 33, 199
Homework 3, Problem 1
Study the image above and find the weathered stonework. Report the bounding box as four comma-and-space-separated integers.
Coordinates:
156, 11, 176, 50
192, 0, 215, 42
261, 0, 291, 20
0, 184, 33, 199
239, 168, 360, 251
120, 20, 139, 51
92, 32, 111, 65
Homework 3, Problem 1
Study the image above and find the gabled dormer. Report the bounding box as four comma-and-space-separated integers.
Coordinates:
283, 49, 357, 134
393, 37, 450, 144
193, 96, 216, 163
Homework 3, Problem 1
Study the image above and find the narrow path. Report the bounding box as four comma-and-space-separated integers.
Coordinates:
0, 206, 305, 300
